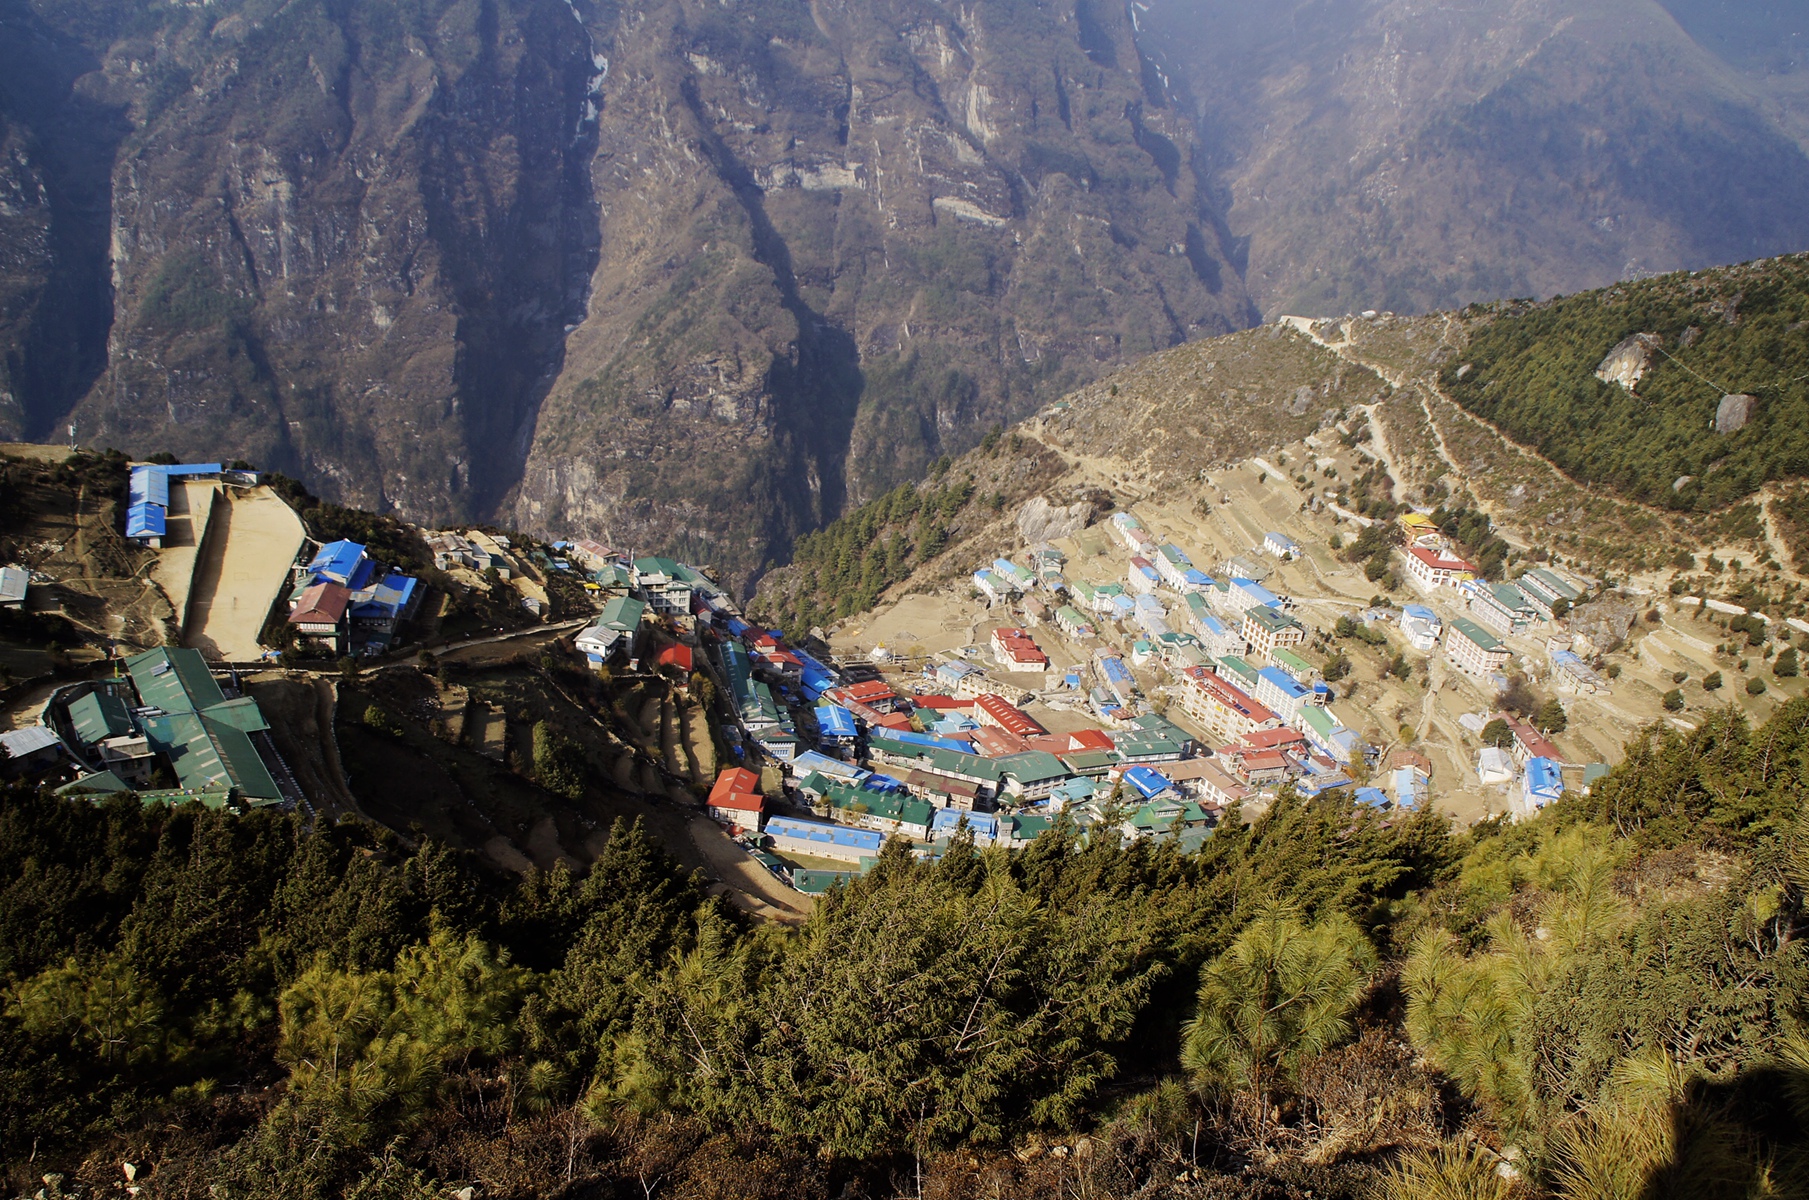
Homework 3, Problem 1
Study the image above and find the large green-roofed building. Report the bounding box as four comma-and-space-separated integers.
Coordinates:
121, 646, 283, 805
126, 647, 226, 714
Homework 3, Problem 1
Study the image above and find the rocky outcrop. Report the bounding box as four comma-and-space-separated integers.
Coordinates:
1016, 496, 1094, 546
1595, 333, 1663, 393
1716, 393, 1756, 434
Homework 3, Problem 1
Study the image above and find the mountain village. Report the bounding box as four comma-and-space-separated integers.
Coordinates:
9, 425, 1802, 904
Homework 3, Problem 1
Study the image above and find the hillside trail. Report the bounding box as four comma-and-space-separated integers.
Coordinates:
1282, 314, 1703, 544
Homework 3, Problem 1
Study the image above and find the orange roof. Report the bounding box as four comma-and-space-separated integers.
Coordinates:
909, 694, 975, 709
709, 791, 766, 813
709, 767, 762, 804
840, 680, 897, 703
656, 644, 695, 671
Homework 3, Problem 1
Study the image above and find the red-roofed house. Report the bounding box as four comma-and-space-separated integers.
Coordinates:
708, 767, 767, 830
1235, 727, 1308, 755
1228, 747, 1292, 785
1024, 728, 1116, 756
656, 643, 695, 673
909, 694, 976, 710
1404, 545, 1477, 594
973, 693, 1048, 738
990, 627, 1049, 673
289, 582, 352, 651
1501, 714, 1563, 766
970, 727, 1030, 757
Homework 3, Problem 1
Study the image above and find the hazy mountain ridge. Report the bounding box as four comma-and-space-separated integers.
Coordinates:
1141, 0, 1809, 318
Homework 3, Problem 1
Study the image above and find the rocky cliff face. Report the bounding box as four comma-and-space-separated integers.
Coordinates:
1, 0, 601, 523
0, 0, 1251, 588
509, 0, 1254, 581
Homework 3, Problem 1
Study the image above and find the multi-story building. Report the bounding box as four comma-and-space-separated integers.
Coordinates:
1516, 568, 1584, 620
1470, 581, 1536, 636
1179, 667, 1281, 742
1446, 617, 1511, 678
991, 627, 1049, 672
1242, 606, 1307, 663
1403, 546, 1476, 594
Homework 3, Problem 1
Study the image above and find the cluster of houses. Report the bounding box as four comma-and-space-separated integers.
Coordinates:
2, 647, 292, 809
286, 540, 423, 657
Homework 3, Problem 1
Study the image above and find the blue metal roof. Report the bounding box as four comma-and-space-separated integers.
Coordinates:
790, 750, 870, 782
307, 540, 369, 585
126, 502, 167, 538
1402, 604, 1438, 621
765, 816, 885, 853
815, 705, 859, 738
1354, 786, 1392, 808
1526, 756, 1564, 800
1101, 657, 1133, 684
879, 728, 975, 753
1123, 766, 1175, 799
129, 466, 169, 508
1258, 667, 1310, 701
932, 809, 999, 837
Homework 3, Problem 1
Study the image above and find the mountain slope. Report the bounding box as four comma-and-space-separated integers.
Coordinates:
1140, 0, 1809, 318
0, 0, 1254, 587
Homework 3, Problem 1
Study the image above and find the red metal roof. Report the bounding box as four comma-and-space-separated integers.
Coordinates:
974, 693, 1047, 738
908, 694, 975, 709
656, 644, 695, 671
1407, 545, 1475, 572
1237, 727, 1307, 752
708, 791, 766, 813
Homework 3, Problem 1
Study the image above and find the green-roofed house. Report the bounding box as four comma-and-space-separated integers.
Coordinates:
1446, 617, 1510, 678
576, 595, 647, 667
994, 750, 1071, 801
792, 869, 859, 895
866, 733, 1005, 798
826, 785, 935, 839
1215, 655, 1261, 694
1002, 812, 1054, 845
142, 710, 283, 804
56, 770, 133, 798
1270, 647, 1318, 685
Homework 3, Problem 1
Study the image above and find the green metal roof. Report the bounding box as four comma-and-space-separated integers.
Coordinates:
201, 696, 270, 734
142, 711, 282, 803
596, 595, 647, 631
792, 869, 858, 895
1243, 606, 1303, 635
995, 750, 1070, 785
1059, 749, 1121, 775
1299, 705, 1338, 737
67, 691, 132, 745
126, 647, 226, 714
56, 770, 133, 797
1271, 648, 1315, 678
1450, 617, 1504, 652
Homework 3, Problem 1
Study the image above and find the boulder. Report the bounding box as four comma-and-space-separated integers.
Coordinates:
1016, 495, 1093, 545
1715, 393, 1756, 434
1594, 332, 1662, 393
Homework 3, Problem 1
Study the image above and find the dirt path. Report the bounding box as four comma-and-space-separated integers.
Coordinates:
686, 816, 811, 924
